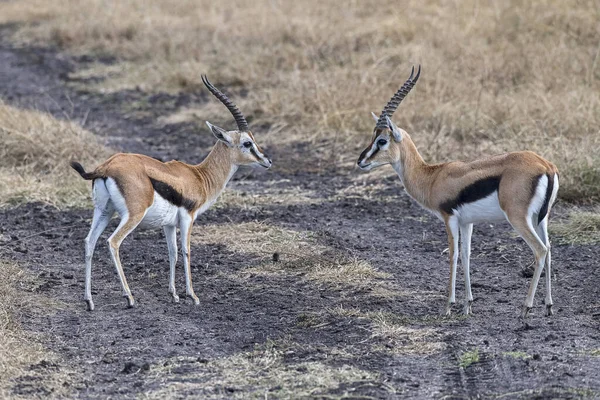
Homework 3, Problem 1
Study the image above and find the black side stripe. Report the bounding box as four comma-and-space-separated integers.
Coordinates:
538, 174, 554, 224
149, 178, 196, 212
440, 176, 501, 214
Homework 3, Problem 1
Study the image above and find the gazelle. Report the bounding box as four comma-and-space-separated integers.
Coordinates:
357, 66, 559, 318
71, 76, 271, 311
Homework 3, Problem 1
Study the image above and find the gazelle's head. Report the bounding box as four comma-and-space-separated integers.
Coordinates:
357, 66, 420, 171
202, 75, 272, 169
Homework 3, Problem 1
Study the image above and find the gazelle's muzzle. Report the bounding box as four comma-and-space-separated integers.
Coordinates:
357, 142, 377, 170
251, 146, 272, 169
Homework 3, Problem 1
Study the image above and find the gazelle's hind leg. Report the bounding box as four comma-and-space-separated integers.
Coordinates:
85, 205, 114, 311
506, 212, 548, 318
84, 180, 114, 311
536, 217, 553, 316
107, 212, 145, 307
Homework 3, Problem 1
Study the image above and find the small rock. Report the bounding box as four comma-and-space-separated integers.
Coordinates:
121, 362, 138, 374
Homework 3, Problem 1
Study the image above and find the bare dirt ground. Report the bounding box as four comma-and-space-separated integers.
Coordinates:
1, 39, 600, 399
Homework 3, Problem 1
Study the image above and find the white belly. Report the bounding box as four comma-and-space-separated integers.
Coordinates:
453, 191, 506, 224
139, 191, 180, 228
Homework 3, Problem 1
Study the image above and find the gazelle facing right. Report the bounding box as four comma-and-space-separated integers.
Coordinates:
357, 66, 559, 318
71, 76, 271, 310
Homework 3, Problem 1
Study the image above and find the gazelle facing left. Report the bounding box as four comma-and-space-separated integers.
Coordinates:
357, 66, 559, 318
71, 76, 271, 311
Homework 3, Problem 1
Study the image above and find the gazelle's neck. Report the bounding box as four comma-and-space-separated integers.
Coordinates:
195, 142, 238, 199
391, 135, 434, 208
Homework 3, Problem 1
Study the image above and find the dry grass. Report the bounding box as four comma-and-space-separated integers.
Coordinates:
368, 311, 445, 355
194, 221, 394, 295
0, 261, 70, 398
551, 209, 600, 245
1, 0, 599, 201
215, 185, 319, 210
0, 103, 112, 207
142, 342, 378, 399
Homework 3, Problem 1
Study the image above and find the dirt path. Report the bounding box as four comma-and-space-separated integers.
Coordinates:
1, 39, 599, 399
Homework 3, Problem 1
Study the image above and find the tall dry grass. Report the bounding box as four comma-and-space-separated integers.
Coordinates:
1, 0, 599, 201
0, 261, 70, 397
0, 103, 111, 207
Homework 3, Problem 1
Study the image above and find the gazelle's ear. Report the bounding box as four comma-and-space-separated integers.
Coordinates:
206, 121, 234, 147
385, 116, 403, 142
371, 112, 379, 122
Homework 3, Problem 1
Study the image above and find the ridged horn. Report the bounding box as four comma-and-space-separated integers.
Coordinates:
202, 75, 249, 132
375, 65, 421, 129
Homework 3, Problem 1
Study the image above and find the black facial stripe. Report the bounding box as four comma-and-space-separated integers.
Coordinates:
359, 143, 379, 162
250, 146, 261, 160
150, 178, 196, 212
538, 174, 554, 224
440, 175, 501, 214
370, 146, 380, 159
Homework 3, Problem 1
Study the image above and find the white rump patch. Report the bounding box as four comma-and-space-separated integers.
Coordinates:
105, 177, 129, 219
528, 174, 549, 220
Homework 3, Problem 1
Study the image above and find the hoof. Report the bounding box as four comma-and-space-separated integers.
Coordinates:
189, 294, 200, 305
172, 294, 180, 303
444, 302, 454, 317
86, 299, 95, 311
521, 305, 532, 319
463, 301, 473, 316
545, 304, 553, 317
125, 295, 135, 308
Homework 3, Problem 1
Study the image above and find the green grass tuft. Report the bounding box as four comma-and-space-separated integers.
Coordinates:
459, 349, 480, 369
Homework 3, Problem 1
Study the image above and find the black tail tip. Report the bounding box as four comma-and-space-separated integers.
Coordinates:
70, 161, 88, 178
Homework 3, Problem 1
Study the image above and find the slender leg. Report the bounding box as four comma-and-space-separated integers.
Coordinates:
180, 214, 199, 305
536, 218, 553, 316
107, 213, 144, 308
444, 216, 460, 316
460, 223, 474, 315
507, 214, 548, 318
163, 225, 179, 303
84, 205, 114, 311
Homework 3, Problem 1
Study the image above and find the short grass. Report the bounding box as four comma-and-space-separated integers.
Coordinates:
0, 103, 112, 207
1, 0, 599, 201
142, 341, 379, 399
551, 209, 600, 245
0, 261, 70, 398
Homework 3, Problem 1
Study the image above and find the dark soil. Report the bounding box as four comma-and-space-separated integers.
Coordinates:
1, 36, 599, 399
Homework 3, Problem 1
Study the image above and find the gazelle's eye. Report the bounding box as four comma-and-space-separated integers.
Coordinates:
377, 139, 387, 147
243, 142, 252, 148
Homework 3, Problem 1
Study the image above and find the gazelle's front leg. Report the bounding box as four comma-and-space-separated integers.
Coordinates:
179, 214, 200, 305
163, 225, 179, 303
459, 223, 474, 315
444, 216, 460, 316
